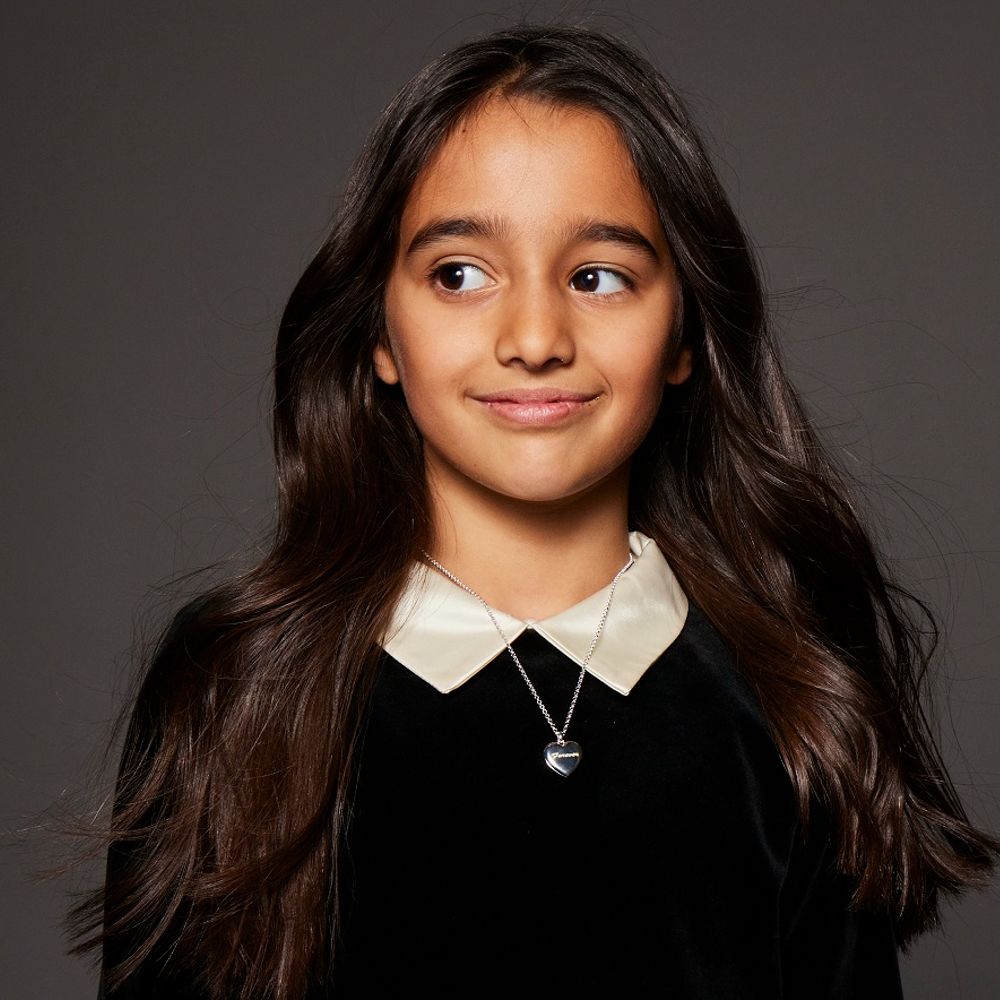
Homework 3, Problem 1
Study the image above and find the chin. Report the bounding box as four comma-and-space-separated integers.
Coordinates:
480, 472, 610, 506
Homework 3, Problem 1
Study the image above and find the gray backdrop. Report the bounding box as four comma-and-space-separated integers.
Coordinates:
3, 1, 997, 996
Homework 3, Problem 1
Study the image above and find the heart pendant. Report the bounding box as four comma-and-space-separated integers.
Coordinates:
544, 740, 582, 777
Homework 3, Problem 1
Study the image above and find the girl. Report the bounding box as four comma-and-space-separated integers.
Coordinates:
71, 22, 998, 999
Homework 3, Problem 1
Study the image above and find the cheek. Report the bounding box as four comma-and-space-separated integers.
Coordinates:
608, 338, 671, 417
389, 329, 476, 432
387, 300, 486, 402
620, 380, 666, 448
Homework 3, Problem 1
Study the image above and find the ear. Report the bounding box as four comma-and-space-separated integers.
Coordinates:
664, 343, 693, 386
373, 337, 400, 385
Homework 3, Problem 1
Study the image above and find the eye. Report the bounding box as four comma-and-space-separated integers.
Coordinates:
429, 261, 492, 294
569, 267, 633, 296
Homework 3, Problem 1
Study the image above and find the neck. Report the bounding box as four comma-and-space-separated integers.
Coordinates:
424, 462, 632, 621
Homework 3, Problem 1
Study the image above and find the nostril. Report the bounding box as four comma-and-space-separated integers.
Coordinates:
509, 354, 571, 372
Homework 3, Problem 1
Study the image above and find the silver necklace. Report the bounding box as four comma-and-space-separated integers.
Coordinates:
420, 547, 635, 777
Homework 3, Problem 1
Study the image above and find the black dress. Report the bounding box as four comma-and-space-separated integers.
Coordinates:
99, 601, 905, 998
334, 600, 904, 997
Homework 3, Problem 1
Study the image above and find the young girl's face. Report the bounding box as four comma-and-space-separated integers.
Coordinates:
375, 93, 689, 511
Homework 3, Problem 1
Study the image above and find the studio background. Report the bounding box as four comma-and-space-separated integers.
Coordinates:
3, 2, 997, 996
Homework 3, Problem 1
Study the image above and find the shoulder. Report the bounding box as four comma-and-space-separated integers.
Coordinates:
646, 597, 778, 736
780, 798, 904, 997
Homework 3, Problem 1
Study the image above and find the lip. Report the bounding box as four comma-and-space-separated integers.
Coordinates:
471, 387, 600, 426
471, 387, 598, 403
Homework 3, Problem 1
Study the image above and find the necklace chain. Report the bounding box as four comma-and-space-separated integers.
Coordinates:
420, 547, 635, 746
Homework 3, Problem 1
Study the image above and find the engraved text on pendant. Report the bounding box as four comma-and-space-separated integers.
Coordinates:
544, 740, 582, 777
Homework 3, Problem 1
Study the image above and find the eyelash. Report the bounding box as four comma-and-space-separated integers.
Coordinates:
425, 262, 636, 300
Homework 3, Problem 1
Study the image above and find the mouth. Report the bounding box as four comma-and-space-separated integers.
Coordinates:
470, 387, 600, 426
471, 387, 599, 404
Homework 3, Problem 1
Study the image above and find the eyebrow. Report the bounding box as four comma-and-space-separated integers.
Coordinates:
403, 213, 662, 265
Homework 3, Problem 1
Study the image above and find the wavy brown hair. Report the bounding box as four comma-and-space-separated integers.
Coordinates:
62, 20, 998, 999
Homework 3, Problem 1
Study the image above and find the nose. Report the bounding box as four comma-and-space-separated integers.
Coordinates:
494, 277, 575, 371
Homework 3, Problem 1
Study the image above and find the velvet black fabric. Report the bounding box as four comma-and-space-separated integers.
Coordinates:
99, 600, 904, 998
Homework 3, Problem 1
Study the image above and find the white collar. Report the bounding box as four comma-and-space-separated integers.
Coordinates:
378, 529, 689, 696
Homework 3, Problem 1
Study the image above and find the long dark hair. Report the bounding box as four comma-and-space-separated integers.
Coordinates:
65, 21, 998, 999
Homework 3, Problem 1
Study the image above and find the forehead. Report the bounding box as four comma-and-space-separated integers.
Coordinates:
398, 94, 662, 240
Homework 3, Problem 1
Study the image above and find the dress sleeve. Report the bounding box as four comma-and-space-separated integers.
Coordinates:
779, 801, 905, 999
96, 835, 205, 1000
96, 626, 209, 999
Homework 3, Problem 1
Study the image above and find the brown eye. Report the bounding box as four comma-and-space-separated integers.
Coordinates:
570, 267, 631, 295
432, 262, 490, 293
